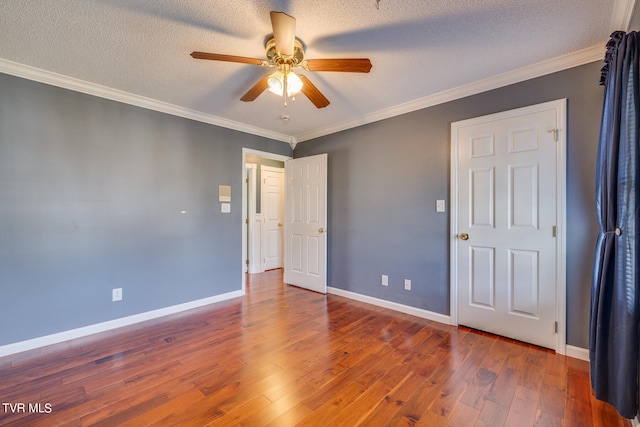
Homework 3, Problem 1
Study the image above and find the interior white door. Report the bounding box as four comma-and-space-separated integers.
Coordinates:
261, 166, 284, 270
284, 154, 327, 293
453, 101, 564, 350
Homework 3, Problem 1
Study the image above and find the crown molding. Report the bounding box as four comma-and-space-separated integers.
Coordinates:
0, 58, 292, 144
0, 42, 607, 145
294, 44, 604, 142
611, 0, 637, 31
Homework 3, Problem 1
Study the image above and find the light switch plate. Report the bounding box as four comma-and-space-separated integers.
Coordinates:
221, 203, 231, 213
436, 200, 445, 212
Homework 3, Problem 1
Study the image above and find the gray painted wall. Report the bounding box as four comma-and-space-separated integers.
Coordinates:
295, 61, 604, 349
0, 60, 606, 350
0, 73, 291, 346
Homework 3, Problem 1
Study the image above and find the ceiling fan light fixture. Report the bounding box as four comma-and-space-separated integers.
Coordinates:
267, 71, 284, 94
267, 70, 303, 97
287, 72, 303, 96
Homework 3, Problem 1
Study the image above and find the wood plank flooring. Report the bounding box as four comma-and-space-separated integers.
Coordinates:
0, 270, 631, 426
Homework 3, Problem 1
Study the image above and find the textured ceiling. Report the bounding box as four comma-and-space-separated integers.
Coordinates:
0, 1, 635, 145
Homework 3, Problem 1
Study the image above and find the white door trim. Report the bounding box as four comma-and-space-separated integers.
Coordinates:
449, 99, 567, 354
241, 148, 292, 295
245, 163, 257, 273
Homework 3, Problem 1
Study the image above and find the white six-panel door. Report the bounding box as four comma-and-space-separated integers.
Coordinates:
261, 166, 284, 271
452, 100, 566, 350
284, 154, 327, 294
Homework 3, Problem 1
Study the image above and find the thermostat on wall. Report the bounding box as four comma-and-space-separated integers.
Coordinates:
219, 185, 231, 202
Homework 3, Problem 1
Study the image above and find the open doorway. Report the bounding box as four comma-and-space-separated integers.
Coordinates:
242, 148, 291, 295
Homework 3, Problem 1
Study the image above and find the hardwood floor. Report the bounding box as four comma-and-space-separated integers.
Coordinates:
0, 269, 631, 426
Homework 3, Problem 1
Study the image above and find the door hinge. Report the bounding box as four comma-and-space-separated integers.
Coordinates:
245, 218, 249, 224
246, 259, 249, 265
552, 225, 557, 237
245, 178, 249, 184
554, 321, 558, 333
547, 128, 559, 142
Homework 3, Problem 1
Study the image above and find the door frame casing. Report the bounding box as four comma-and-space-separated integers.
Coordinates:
246, 163, 257, 273
449, 99, 567, 354
242, 148, 292, 295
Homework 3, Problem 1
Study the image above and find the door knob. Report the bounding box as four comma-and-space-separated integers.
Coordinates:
460, 232, 469, 241
319, 227, 325, 233
278, 223, 283, 227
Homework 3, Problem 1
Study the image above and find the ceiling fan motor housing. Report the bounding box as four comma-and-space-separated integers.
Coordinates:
265, 37, 305, 66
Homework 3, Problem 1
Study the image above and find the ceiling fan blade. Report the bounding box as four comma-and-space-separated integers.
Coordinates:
304, 58, 372, 73
240, 75, 270, 102
299, 75, 330, 109
270, 11, 296, 56
191, 52, 264, 66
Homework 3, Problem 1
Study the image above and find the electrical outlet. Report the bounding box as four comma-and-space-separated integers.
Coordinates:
404, 279, 411, 291
381, 274, 389, 286
112, 288, 122, 302
436, 199, 446, 212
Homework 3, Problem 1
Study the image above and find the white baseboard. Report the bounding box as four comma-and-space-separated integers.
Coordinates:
327, 287, 592, 363
0, 290, 242, 358
0, 285, 595, 366
249, 264, 263, 274
565, 345, 589, 362
327, 287, 453, 325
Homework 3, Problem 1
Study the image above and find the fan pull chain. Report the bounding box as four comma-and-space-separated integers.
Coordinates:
283, 72, 288, 107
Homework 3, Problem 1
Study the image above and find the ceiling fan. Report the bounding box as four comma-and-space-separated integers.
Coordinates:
190, 11, 372, 109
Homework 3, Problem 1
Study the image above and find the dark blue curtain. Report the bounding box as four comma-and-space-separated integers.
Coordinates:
590, 30, 640, 419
